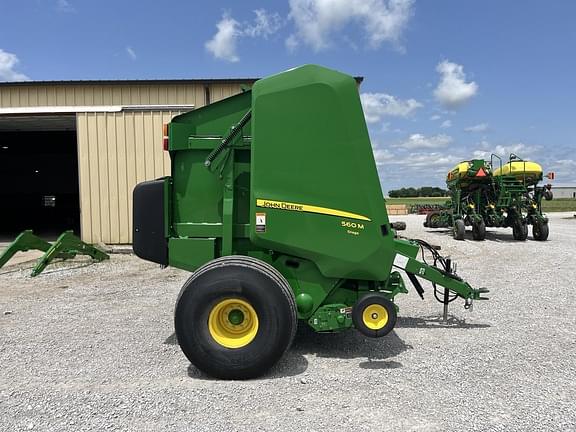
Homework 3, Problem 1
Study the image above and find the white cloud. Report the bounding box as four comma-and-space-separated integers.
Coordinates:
373, 148, 394, 166
473, 142, 539, 160
126, 46, 137, 60
285, 34, 299, 52
372, 146, 465, 188
495, 143, 537, 157
287, 0, 414, 52
399, 133, 453, 150
434, 60, 478, 108
57, 0, 75, 13
549, 159, 576, 184
205, 15, 240, 62
243, 9, 283, 38
0, 49, 29, 82
472, 150, 491, 159
395, 152, 461, 168
206, 10, 283, 62
360, 92, 422, 123
378, 151, 463, 185
552, 159, 576, 168
429, 114, 441, 121
464, 123, 488, 133
440, 119, 452, 128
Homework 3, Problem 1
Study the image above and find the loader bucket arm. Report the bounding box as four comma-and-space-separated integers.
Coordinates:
31, 231, 109, 277
0, 230, 74, 270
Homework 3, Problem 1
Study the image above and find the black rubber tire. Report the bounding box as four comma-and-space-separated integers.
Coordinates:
453, 219, 465, 240
424, 211, 442, 228
512, 221, 528, 241
533, 221, 549, 241
544, 190, 553, 201
472, 220, 486, 241
174, 256, 297, 380
352, 294, 397, 338
430, 212, 442, 228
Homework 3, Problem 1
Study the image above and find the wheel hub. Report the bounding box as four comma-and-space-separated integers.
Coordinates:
228, 309, 245, 326
362, 304, 389, 330
208, 298, 259, 349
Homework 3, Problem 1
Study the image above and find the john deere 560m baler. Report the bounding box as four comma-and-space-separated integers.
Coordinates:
133, 65, 488, 379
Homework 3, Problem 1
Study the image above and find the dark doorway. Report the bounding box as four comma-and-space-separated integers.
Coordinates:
0, 127, 80, 241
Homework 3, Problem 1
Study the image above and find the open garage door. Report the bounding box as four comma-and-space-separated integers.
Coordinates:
0, 115, 79, 241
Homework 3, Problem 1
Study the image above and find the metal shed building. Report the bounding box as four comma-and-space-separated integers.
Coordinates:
0, 78, 256, 244
551, 185, 576, 199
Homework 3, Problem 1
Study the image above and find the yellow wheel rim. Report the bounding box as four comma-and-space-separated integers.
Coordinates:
362, 304, 388, 330
208, 298, 259, 349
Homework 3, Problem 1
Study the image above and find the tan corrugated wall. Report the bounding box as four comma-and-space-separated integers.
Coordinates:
77, 111, 179, 244
0, 83, 243, 107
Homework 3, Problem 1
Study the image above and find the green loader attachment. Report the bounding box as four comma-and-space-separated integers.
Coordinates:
132, 64, 489, 379
0, 230, 109, 277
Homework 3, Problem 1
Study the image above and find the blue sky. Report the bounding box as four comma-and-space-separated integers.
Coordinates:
1, 0, 575, 191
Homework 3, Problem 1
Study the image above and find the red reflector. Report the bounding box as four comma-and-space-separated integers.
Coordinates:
546, 172, 555, 180
162, 123, 169, 151
476, 168, 486, 177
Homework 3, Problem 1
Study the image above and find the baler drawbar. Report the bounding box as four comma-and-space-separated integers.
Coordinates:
133, 64, 489, 379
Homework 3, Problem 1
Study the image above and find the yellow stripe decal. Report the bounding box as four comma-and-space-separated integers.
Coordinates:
256, 199, 371, 222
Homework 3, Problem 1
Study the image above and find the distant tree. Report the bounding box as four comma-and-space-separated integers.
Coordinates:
388, 187, 449, 198
420, 186, 433, 197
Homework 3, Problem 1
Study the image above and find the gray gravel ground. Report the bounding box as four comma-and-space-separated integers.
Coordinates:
1, 212, 575, 432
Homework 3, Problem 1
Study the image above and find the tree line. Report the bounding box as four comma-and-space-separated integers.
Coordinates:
388, 187, 449, 198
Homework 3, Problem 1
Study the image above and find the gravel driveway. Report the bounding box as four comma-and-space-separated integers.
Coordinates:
1, 212, 575, 431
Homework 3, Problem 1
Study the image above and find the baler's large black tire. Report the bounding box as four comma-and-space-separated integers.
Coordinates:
174, 256, 297, 380
352, 294, 397, 338
453, 219, 465, 240
472, 220, 486, 241
512, 221, 528, 241
533, 221, 549, 241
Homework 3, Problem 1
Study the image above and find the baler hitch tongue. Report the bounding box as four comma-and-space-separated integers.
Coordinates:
393, 239, 489, 316
464, 288, 489, 310
472, 287, 490, 300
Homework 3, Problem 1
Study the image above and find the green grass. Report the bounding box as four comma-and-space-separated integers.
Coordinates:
542, 198, 576, 212
386, 197, 576, 212
386, 197, 449, 205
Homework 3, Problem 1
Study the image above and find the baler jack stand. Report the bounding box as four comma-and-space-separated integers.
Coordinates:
442, 258, 453, 322
31, 231, 109, 277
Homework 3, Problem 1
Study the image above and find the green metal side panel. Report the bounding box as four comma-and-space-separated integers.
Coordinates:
168, 238, 216, 272
249, 65, 394, 281
168, 91, 252, 245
